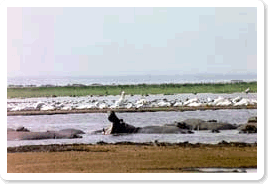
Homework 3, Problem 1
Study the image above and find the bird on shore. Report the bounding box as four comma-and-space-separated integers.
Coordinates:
245, 88, 250, 94
113, 91, 126, 107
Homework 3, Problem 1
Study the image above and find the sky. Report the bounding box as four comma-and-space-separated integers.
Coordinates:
7, 7, 257, 77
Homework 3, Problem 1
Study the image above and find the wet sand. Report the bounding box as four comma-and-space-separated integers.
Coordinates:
7, 104, 257, 116
7, 142, 257, 173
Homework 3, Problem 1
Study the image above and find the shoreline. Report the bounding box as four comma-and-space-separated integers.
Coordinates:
7, 104, 257, 116
7, 141, 257, 152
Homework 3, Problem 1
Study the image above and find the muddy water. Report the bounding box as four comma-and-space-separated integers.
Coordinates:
7, 109, 257, 147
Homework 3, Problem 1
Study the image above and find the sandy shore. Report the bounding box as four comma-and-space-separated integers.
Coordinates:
7, 142, 257, 173
7, 104, 257, 116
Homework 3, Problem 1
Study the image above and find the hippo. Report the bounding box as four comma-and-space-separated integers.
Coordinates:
101, 111, 194, 135
237, 116, 257, 134
16, 126, 30, 132
7, 128, 84, 141
48, 128, 85, 135
169, 119, 238, 131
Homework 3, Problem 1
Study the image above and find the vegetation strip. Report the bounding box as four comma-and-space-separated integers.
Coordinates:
7, 82, 257, 98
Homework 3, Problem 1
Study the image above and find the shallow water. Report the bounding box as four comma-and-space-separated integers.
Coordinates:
7, 74, 257, 87
7, 109, 257, 147
197, 168, 257, 173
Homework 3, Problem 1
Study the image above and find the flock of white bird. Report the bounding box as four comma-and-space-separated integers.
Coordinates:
7, 91, 257, 112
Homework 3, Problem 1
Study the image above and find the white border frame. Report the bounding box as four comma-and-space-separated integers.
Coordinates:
0, 0, 265, 181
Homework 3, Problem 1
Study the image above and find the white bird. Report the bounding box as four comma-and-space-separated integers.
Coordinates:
245, 88, 250, 94
113, 91, 126, 107
232, 96, 242, 104
212, 96, 225, 105
207, 97, 213, 103
61, 106, 72, 111
75, 105, 89, 110
233, 98, 250, 106
126, 103, 134, 109
35, 101, 45, 109
173, 101, 183, 107
216, 99, 232, 106
249, 99, 257, 105
157, 100, 171, 107
187, 102, 203, 107
99, 103, 108, 109
136, 103, 145, 108
136, 98, 147, 105
40, 105, 56, 111
183, 98, 198, 106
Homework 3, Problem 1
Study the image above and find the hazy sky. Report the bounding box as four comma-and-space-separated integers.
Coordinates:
7, 7, 257, 77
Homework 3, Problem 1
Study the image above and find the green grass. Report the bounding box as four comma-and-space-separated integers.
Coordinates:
7, 82, 257, 98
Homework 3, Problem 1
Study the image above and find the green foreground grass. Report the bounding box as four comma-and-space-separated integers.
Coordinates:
7, 82, 257, 98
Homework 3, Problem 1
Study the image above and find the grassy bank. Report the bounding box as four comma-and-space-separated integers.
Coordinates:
7, 82, 257, 98
7, 143, 257, 173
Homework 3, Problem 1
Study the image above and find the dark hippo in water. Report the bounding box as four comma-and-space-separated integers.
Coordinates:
167, 119, 238, 131
16, 126, 30, 132
237, 116, 257, 134
7, 128, 84, 141
48, 128, 85, 135
102, 111, 194, 135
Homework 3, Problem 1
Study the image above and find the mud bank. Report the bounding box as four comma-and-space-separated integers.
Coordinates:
7, 142, 257, 173
7, 105, 257, 116
7, 141, 257, 153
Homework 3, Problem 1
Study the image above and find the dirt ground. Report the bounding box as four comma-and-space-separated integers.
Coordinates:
7, 144, 257, 173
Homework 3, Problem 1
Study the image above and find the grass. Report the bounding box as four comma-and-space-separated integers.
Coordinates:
7, 144, 257, 173
7, 82, 257, 98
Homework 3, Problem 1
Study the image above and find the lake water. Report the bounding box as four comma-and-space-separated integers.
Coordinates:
7, 75, 258, 147
7, 74, 257, 87
7, 109, 257, 147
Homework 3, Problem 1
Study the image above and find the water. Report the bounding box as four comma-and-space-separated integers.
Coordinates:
7, 74, 257, 87
197, 168, 257, 173
7, 75, 258, 147
7, 109, 257, 147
